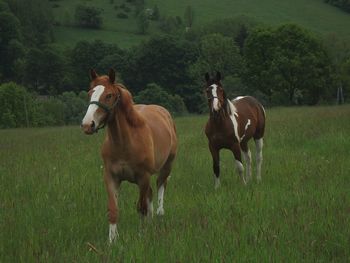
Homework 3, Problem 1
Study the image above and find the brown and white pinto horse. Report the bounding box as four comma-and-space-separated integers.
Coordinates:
81, 69, 177, 243
204, 72, 265, 188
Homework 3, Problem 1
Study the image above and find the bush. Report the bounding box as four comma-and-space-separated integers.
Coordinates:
74, 5, 103, 29
117, 12, 128, 19
0, 82, 33, 128
134, 83, 187, 115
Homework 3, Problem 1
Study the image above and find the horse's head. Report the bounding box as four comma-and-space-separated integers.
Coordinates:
81, 69, 121, 134
204, 72, 226, 112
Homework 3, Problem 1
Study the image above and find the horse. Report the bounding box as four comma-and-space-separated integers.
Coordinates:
204, 72, 265, 188
81, 69, 177, 243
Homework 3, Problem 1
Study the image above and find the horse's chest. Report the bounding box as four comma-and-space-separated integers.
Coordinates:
111, 161, 137, 183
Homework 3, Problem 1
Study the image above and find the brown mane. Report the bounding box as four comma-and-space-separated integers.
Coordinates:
115, 84, 145, 127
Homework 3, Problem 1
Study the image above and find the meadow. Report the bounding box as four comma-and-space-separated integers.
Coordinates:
52, 0, 350, 48
1, 105, 350, 262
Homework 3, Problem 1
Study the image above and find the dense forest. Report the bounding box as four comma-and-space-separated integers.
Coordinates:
0, 0, 349, 128
325, 0, 350, 13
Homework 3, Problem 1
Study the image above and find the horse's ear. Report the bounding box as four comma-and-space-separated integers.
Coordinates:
205, 72, 210, 82
90, 69, 98, 80
216, 71, 221, 81
108, 68, 116, 83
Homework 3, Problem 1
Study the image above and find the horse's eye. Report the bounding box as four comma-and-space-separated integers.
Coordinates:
106, 94, 112, 99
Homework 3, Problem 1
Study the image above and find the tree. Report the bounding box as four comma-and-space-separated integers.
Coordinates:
0, 82, 33, 128
244, 24, 334, 105
151, 5, 160, 20
23, 47, 67, 95
0, 11, 24, 81
190, 33, 244, 84
136, 11, 149, 34
134, 83, 187, 115
121, 35, 197, 94
74, 5, 103, 29
184, 5, 194, 28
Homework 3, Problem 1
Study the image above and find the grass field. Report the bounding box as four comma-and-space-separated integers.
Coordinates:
52, 0, 350, 48
1, 105, 350, 262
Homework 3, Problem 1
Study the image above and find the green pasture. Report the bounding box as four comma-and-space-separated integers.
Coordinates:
51, 0, 350, 48
1, 105, 350, 262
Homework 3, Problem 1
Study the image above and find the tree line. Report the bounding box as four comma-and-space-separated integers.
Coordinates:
0, 0, 349, 128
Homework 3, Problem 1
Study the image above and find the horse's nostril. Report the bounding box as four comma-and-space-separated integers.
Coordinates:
91, 121, 95, 129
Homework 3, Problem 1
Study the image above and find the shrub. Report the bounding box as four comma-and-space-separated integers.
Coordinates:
117, 12, 128, 19
134, 83, 187, 115
74, 5, 103, 29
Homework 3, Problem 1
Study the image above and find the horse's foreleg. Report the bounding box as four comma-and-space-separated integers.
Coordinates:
209, 144, 220, 189
104, 172, 120, 243
241, 142, 252, 182
231, 143, 245, 184
137, 175, 153, 218
255, 138, 264, 182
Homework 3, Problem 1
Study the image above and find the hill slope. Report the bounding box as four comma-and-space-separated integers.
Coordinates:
52, 0, 350, 48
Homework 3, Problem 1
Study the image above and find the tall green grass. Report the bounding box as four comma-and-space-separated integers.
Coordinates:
1, 105, 350, 262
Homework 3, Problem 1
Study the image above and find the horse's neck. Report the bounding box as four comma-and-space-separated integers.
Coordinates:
209, 99, 232, 123
106, 105, 143, 145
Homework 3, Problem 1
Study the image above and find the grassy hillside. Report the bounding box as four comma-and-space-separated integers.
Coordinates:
1, 105, 350, 261
51, 0, 350, 48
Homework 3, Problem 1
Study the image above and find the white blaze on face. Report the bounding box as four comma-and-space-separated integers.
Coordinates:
210, 84, 220, 111
82, 85, 105, 127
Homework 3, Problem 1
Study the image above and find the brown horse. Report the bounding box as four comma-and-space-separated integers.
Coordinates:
81, 69, 177, 243
204, 72, 265, 188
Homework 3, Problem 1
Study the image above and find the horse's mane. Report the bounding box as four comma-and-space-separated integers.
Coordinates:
115, 84, 145, 127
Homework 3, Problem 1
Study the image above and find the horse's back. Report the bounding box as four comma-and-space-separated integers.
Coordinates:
135, 104, 177, 169
232, 96, 265, 140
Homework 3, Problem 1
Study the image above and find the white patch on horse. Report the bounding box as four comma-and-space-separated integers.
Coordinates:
210, 84, 220, 111
234, 96, 245, 101
82, 85, 105, 125
109, 223, 118, 243
156, 185, 165, 215
227, 100, 240, 142
240, 119, 251, 141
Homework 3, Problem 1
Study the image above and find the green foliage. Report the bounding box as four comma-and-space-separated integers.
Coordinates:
136, 10, 149, 34
0, 82, 31, 128
190, 33, 244, 85
121, 35, 197, 94
0, 82, 88, 128
244, 24, 334, 105
117, 12, 128, 19
70, 40, 123, 90
134, 83, 187, 115
325, 0, 350, 13
6, 0, 54, 46
74, 4, 103, 29
23, 47, 67, 95
184, 5, 195, 28
151, 4, 160, 20
159, 15, 182, 33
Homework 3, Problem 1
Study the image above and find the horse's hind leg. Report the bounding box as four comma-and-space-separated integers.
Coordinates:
254, 138, 264, 182
241, 141, 252, 182
137, 175, 153, 217
156, 155, 175, 215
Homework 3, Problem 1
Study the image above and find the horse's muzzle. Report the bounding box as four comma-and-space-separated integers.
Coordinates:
81, 121, 96, 135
